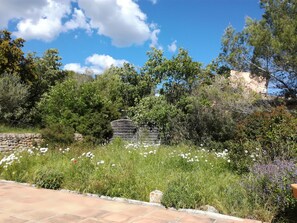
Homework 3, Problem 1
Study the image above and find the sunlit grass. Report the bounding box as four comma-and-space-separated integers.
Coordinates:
0, 124, 40, 133
0, 140, 273, 221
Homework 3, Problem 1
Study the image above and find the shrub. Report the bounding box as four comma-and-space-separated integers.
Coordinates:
245, 159, 297, 212
188, 76, 262, 144
41, 123, 75, 146
0, 73, 29, 124
129, 95, 185, 144
38, 79, 120, 144
161, 175, 202, 209
236, 106, 297, 159
225, 140, 263, 172
34, 167, 64, 190
228, 106, 297, 171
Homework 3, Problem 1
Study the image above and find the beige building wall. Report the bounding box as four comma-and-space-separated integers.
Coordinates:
229, 70, 267, 94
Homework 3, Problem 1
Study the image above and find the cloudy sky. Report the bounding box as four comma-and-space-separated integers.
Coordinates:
1, 0, 262, 74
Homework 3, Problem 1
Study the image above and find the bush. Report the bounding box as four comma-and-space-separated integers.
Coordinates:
188, 76, 262, 144
129, 95, 185, 144
245, 159, 297, 212
34, 167, 64, 190
225, 140, 263, 172
236, 106, 297, 159
0, 73, 29, 125
161, 175, 202, 209
38, 79, 120, 144
228, 106, 297, 171
41, 123, 75, 146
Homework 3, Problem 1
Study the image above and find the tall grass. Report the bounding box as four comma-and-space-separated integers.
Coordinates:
0, 141, 277, 221
0, 124, 40, 133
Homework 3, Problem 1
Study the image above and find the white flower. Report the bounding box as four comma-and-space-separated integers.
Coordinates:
245, 150, 248, 154
97, 160, 105, 165
227, 159, 231, 163
39, 147, 48, 153
27, 149, 34, 155
111, 164, 116, 167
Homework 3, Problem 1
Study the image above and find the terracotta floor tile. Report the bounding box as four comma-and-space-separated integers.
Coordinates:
42, 214, 83, 223
0, 181, 261, 223
101, 213, 132, 222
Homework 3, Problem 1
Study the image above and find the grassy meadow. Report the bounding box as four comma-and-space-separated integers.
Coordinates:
0, 139, 282, 222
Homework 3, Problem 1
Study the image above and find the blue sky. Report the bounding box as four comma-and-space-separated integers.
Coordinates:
1, 0, 263, 74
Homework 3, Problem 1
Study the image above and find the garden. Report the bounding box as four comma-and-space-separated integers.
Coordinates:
1, 1, 297, 221
0, 137, 296, 222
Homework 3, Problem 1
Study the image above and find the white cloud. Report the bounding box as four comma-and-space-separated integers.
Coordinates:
64, 63, 88, 74
150, 28, 162, 49
64, 54, 128, 74
64, 8, 91, 33
168, 40, 177, 53
12, 0, 72, 41
149, 0, 158, 4
0, 0, 48, 28
1, 0, 159, 47
78, 0, 152, 47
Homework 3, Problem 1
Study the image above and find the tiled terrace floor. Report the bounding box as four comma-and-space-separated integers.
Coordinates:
0, 180, 261, 223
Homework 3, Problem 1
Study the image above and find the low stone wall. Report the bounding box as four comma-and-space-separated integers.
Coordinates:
111, 119, 160, 144
0, 133, 43, 152
138, 126, 160, 144
111, 119, 137, 142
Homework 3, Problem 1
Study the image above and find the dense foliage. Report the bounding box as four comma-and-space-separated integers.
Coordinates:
218, 0, 297, 98
38, 79, 120, 143
0, 1, 296, 221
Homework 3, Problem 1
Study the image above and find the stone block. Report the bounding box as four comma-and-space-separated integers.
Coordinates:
149, 190, 163, 204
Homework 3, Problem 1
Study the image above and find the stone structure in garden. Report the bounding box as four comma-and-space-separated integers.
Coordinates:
111, 118, 160, 144
0, 133, 83, 152
111, 119, 138, 142
229, 70, 267, 95
0, 133, 42, 152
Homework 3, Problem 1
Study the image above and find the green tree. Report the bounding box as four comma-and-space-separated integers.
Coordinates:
187, 76, 262, 144
218, 0, 297, 97
38, 79, 120, 143
142, 48, 204, 104
0, 30, 35, 84
97, 63, 153, 113
129, 95, 185, 144
29, 49, 69, 104
0, 74, 29, 124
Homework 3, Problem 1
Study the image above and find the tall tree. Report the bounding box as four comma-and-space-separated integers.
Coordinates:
218, 0, 297, 98
29, 49, 68, 103
0, 30, 35, 83
142, 48, 203, 104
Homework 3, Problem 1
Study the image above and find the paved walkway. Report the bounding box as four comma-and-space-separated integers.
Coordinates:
0, 180, 261, 223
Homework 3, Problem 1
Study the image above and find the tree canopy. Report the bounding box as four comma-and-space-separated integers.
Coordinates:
218, 0, 297, 98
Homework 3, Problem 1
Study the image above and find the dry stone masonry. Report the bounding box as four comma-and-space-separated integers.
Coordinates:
111, 119, 138, 142
0, 133, 43, 152
111, 119, 160, 144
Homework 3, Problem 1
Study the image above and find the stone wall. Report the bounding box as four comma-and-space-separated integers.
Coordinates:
111, 119, 160, 144
138, 126, 160, 144
229, 70, 267, 94
0, 133, 43, 152
111, 119, 138, 142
